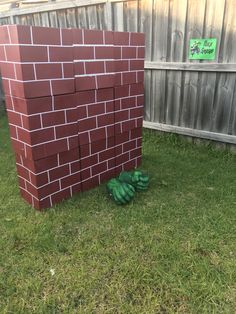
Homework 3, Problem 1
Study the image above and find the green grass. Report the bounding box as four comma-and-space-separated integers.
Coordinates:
0, 107, 236, 313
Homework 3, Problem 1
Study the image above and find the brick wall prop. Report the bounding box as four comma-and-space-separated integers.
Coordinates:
0, 25, 145, 210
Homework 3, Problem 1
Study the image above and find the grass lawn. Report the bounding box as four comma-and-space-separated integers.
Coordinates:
0, 107, 236, 313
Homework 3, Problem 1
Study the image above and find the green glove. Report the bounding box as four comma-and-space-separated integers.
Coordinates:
107, 178, 135, 205
119, 170, 149, 192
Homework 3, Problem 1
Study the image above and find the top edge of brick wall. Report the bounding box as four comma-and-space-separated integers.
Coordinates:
0, 25, 145, 46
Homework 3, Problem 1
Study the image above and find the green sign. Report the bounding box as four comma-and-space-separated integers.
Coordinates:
189, 38, 217, 60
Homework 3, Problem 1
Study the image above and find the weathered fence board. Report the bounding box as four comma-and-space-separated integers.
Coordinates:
0, 0, 236, 145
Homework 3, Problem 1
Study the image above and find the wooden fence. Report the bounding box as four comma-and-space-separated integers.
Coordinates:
0, 0, 236, 145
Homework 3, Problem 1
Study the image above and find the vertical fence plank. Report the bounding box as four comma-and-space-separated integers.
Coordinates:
151, 0, 169, 123
41, 12, 50, 27
66, 8, 77, 28
112, 1, 124, 31
196, 0, 225, 132
180, 0, 206, 129
123, 1, 138, 32
48, 10, 59, 27
165, 0, 187, 126
76, 7, 88, 29
86, 5, 99, 29
212, 0, 236, 134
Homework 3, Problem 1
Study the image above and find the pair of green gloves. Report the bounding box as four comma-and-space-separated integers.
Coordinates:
107, 170, 149, 205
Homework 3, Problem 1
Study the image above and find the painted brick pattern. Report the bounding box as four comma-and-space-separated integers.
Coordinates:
0, 25, 145, 210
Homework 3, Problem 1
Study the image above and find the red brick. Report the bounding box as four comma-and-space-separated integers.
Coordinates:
130, 107, 143, 118
114, 73, 122, 86
34, 197, 51, 210
114, 32, 129, 45
51, 79, 75, 96
138, 47, 145, 58
88, 102, 105, 116
25, 181, 38, 198
7, 111, 22, 126
136, 117, 143, 128
11, 138, 25, 155
54, 93, 76, 110
114, 47, 121, 59
30, 172, 48, 187
99, 147, 115, 162
61, 172, 81, 189
130, 59, 144, 71
79, 144, 90, 158
68, 135, 78, 150
104, 31, 114, 44
62, 28, 73, 45
78, 117, 96, 132
97, 88, 113, 102
76, 90, 95, 105
106, 101, 114, 113
56, 123, 77, 138
59, 148, 80, 165
51, 188, 71, 204
16, 164, 30, 181
49, 164, 70, 181
74, 46, 94, 59
80, 155, 98, 170
72, 29, 83, 44
22, 114, 41, 130
97, 74, 114, 89
0, 46, 6, 61
105, 61, 114, 73
91, 139, 106, 154
71, 160, 81, 173
107, 136, 115, 148
2, 79, 10, 95
9, 124, 17, 139
42, 111, 65, 127
130, 128, 142, 139
13, 97, 52, 115
100, 169, 115, 183
115, 85, 129, 98
123, 159, 136, 172
95, 46, 113, 59
122, 120, 136, 132
82, 176, 99, 191
11, 80, 51, 99
9, 25, 31, 44
4, 46, 21, 62
97, 113, 114, 127
35, 63, 62, 80
116, 132, 129, 145
116, 152, 129, 165
137, 71, 144, 82
5, 95, 13, 110
84, 29, 103, 44
115, 123, 121, 135
20, 188, 33, 206
123, 139, 136, 152
122, 47, 136, 59
130, 83, 144, 96
30, 128, 55, 145
130, 32, 145, 46
32, 155, 58, 173
130, 147, 142, 159
32, 26, 60, 45
122, 72, 136, 85
92, 161, 107, 176
75, 76, 96, 91
15, 63, 35, 81
74, 62, 85, 75
121, 97, 135, 109
90, 128, 106, 142
20, 45, 48, 62
18, 176, 26, 189
78, 132, 89, 146
137, 95, 144, 106
63, 63, 74, 78
114, 60, 129, 72
67, 108, 79, 122
38, 181, 60, 199
85, 61, 104, 74
0, 62, 15, 79
115, 110, 129, 122
71, 182, 82, 194
49, 47, 73, 62
0, 26, 10, 44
